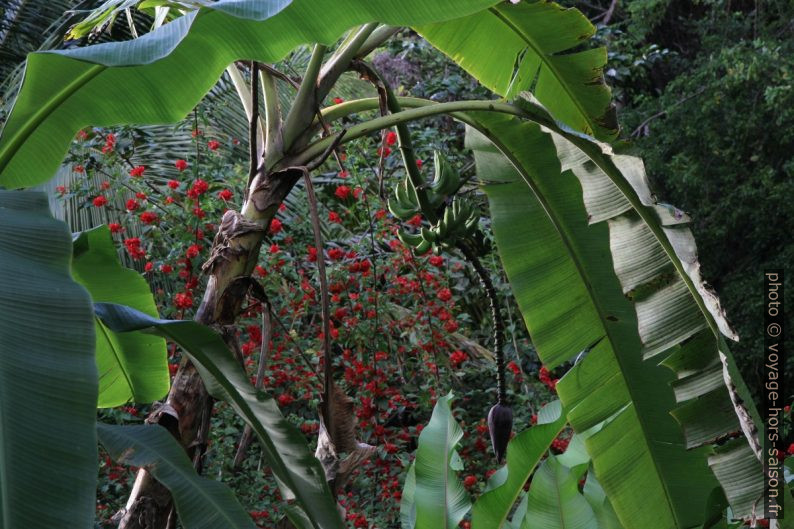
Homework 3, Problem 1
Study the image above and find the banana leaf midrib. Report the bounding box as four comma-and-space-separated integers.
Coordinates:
486, 6, 598, 138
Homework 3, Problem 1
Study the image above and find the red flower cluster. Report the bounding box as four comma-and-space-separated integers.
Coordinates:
328, 248, 344, 260
507, 361, 521, 375
185, 244, 202, 259
385, 131, 397, 146
538, 366, 558, 391
218, 189, 232, 201
129, 165, 146, 178
92, 196, 108, 207
269, 218, 282, 234
126, 199, 139, 211
187, 178, 209, 198
123, 238, 145, 260
207, 140, 220, 151
74, 165, 84, 173
463, 475, 477, 488
335, 185, 352, 200
167, 179, 180, 189
140, 211, 158, 225
175, 159, 188, 171
328, 211, 342, 224
102, 133, 115, 154
437, 288, 452, 302
428, 255, 444, 267
108, 223, 124, 234
449, 350, 467, 366
174, 292, 193, 309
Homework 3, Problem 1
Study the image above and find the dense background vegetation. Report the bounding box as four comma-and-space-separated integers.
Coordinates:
564, 0, 794, 397
0, 1, 791, 527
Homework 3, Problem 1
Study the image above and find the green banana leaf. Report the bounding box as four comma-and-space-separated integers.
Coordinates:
0, 0, 499, 189
72, 225, 169, 407
521, 456, 598, 529
417, 1, 616, 141
93, 302, 343, 529
472, 400, 566, 529
582, 471, 623, 529
97, 423, 257, 529
0, 190, 97, 528
406, 392, 471, 529
464, 101, 762, 527
400, 463, 418, 529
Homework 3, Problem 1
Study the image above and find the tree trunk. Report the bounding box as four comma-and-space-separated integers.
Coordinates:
116, 168, 303, 529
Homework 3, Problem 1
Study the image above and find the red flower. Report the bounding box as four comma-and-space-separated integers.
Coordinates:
450, 350, 467, 366
463, 475, 477, 488
164, 196, 174, 204
429, 255, 444, 267
377, 146, 392, 157
334, 185, 352, 200
100, 181, 111, 190
160, 264, 173, 273
207, 140, 220, 151
167, 179, 180, 190
269, 218, 283, 234
74, 165, 85, 173
56, 186, 67, 195
254, 265, 267, 277
144, 262, 154, 272
385, 130, 397, 146
92, 195, 108, 207
436, 288, 452, 302
407, 214, 422, 227
507, 361, 521, 375
307, 246, 318, 262
135, 192, 147, 200
186, 244, 201, 259
530, 414, 538, 425
338, 169, 349, 178
416, 159, 423, 169
269, 243, 280, 254
175, 159, 188, 171
174, 292, 193, 309
108, 223, 123, 234
129, 165, 146, 178
139, 211, 158, 225
217, 189, 233, 201
333, 97, 344, 104
328, 248, 344, 260
277, 393, 294, 406
788, 443, 794, 455
328, 211, 342, 224
374, 209, 387, 220
125, 199, 139, 211
192, 206, 205, 218
187, 178, 209, 198
123, 238, 145, 260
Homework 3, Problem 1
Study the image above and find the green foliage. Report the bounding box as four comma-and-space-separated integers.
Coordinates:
72, 225, 169, 407
0, 190, 97, 528
94, 302, 345, 528
97, 423, 258, 529
465, 101, 762, 523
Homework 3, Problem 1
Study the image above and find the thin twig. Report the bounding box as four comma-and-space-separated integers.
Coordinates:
301, 169, 333, 408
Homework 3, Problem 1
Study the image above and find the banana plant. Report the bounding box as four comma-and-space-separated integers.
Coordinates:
0, 0, 767, 528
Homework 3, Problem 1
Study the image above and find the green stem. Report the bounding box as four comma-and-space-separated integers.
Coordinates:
458, 242, 507, 404
287, 99, 535, 168
354, 61, 435, 222
317, 23, 378, 99
259, 65, 282, 164
282, 43, 327, 150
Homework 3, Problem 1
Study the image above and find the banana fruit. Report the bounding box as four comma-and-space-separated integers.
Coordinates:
390, 151, 479, 255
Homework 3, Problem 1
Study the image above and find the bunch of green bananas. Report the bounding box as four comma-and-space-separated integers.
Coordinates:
397, 197, 480, 255
387, 151, 460, 220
